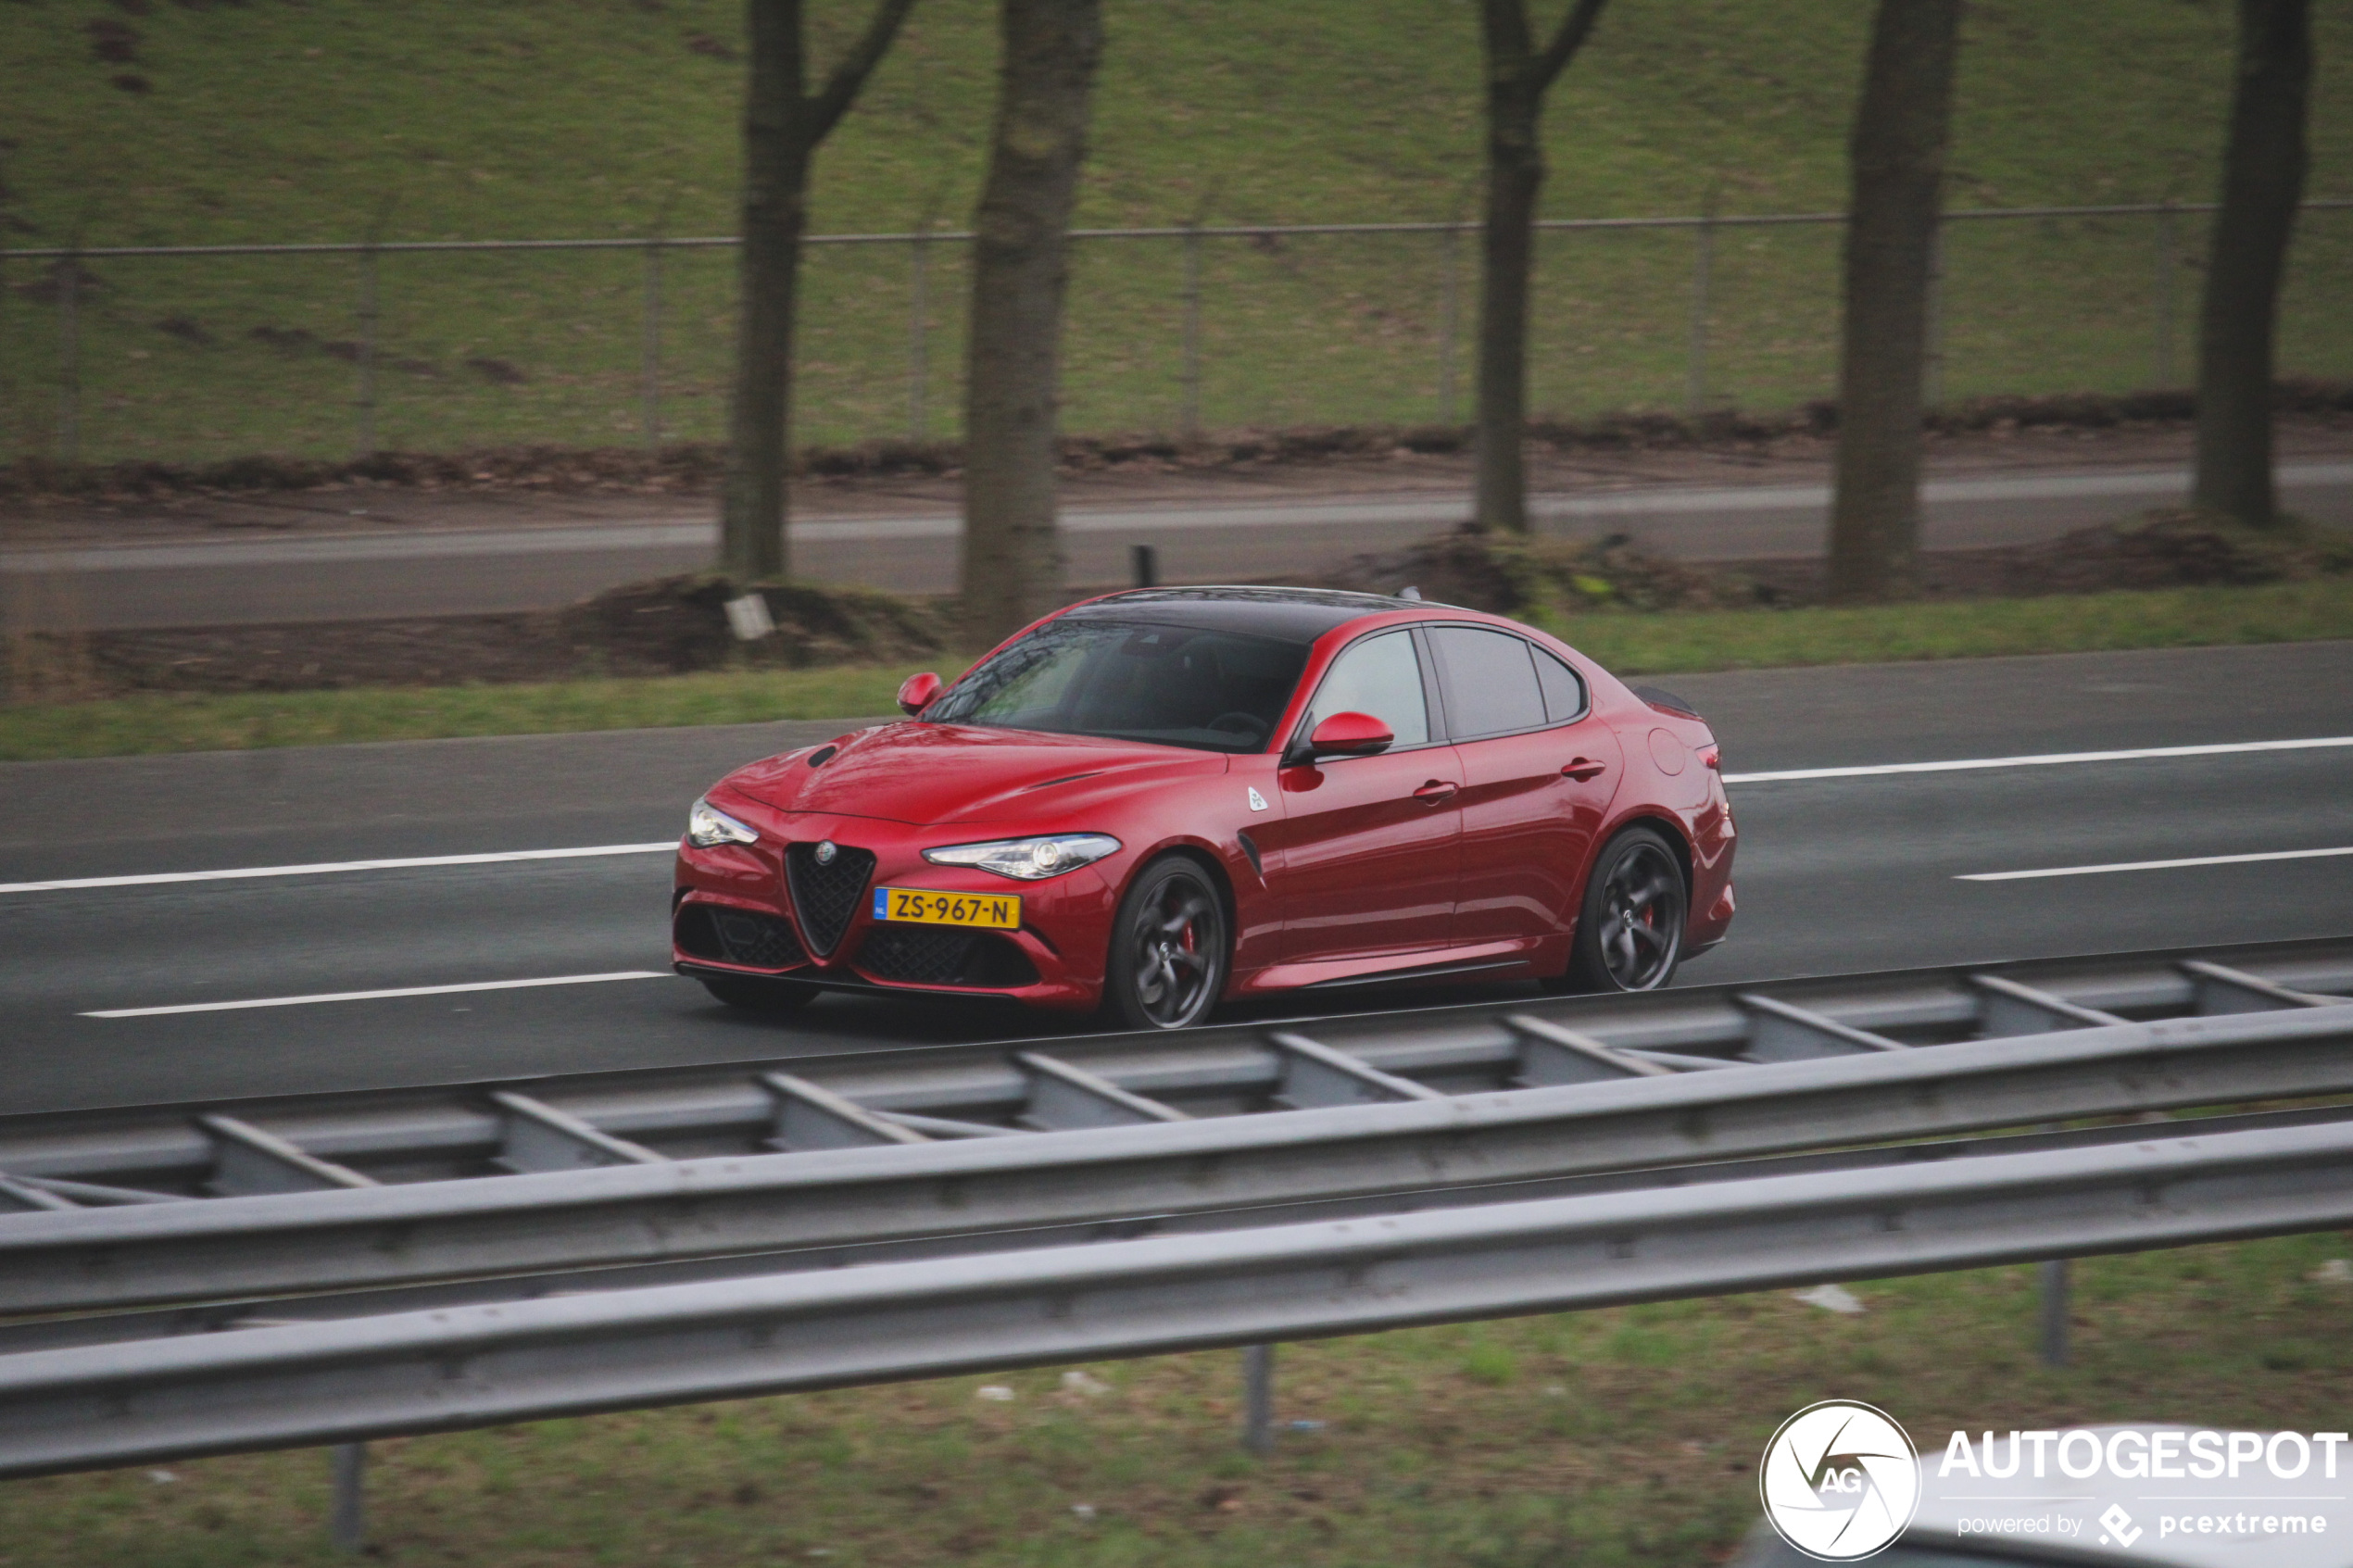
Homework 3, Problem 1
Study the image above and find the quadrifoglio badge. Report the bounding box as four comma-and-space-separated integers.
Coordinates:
1759, 1403, 2353, 1562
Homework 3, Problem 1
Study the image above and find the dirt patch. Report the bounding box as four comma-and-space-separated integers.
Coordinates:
9, 518, 2347, 702
556, 574, 949, 675
1302, 527, 1754, 614
3, 575, 952, 701
1295, 512, 2353, 617
9, 382, 2350, 504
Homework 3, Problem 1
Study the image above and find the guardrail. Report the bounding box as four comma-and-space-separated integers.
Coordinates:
2, 939, 2348, 1316
5, 1114, 2350, 1480
9, 1100, 2347, 1360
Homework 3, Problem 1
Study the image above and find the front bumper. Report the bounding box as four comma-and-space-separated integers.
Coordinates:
672, 809, 1118, 1011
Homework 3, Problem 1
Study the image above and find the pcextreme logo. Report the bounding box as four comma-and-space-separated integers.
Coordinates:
1759, 1400, 1923, 1562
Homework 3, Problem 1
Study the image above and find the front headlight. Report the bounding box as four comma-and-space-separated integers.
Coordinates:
686, 797, 759, 848
922, 833, 1121, 881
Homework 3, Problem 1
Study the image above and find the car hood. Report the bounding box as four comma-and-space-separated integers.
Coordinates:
719, 721, 1231, 826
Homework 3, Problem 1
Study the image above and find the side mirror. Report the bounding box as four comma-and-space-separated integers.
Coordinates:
1302, 710, 1394, 760
896, 671, 942, 716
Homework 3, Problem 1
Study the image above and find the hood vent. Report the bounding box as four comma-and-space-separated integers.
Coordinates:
1022, 771, 1104, 792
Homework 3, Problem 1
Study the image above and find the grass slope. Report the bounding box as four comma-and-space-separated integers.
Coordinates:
6, 579, 2348, 762
5, 1236, 2350, 1566
1, 1, 2348, 461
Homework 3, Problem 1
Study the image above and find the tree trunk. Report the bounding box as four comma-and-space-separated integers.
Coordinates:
960, 0, 1103, 646
1474, 85, 1541, 535
718, 0, 919, 583
1824, 0, 1961, 604
721, 0, 811, 583
2193, 0, 2311, 530
1472, 0, 1607, 536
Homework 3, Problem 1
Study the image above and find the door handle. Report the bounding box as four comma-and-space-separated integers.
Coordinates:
1561, 758, 1607, 782
1411, 779, 1459, 804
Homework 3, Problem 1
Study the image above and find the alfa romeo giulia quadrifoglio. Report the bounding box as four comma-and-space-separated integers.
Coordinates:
673, 586, 1735, 1030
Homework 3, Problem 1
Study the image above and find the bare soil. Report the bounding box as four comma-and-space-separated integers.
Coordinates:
1307, 511, 2353, 615
6, 576, 951, 701
12, 511, 2346, 701
6, 393, 2351, 551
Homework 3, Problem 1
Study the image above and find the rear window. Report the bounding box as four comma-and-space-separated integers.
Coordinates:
1534, 645, 1587, 723
1430, 626, 1547, 738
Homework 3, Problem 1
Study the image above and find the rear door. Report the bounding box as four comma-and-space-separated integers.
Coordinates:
1265, 628, 1464, 964
1428, 626, 1623, 949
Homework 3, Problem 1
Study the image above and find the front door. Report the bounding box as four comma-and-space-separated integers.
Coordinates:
1428, 625, 1622, 950
1266, 628, 1463, 964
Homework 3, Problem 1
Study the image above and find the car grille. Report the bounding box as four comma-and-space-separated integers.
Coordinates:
785, 843, 875, 958
673, 904, 806, 971
857, 926, 1039, 988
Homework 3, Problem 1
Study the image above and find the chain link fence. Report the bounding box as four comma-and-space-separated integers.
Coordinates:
1, 201, 2347, 468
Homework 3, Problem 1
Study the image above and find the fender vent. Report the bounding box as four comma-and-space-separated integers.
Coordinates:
858, 927, 1039, 988
674, 905, 806, 971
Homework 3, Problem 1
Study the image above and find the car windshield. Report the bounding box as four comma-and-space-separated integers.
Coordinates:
925, 618, 1310, 754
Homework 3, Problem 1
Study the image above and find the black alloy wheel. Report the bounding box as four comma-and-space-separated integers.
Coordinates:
1554, 826, 1687, 994
698, 972, 820, 1012
1103, 857, 1229, 1030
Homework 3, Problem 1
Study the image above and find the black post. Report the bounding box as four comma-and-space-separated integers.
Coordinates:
2039, 1258, 2070, 1368
1241, 1343, 1274, 1456
1130, 543, 1157, 588
330, 1441, 366, 1552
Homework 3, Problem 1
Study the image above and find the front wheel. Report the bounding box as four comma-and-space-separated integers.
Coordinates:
1552, 826, 1687, 994
698, 972, 819, 1012
1101, 856, 1230, 1031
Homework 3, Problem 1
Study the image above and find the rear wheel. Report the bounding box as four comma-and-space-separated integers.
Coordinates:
1102, 857, 1229, 1031
1552, 826, 1687, 994
698, 972, 819, 1012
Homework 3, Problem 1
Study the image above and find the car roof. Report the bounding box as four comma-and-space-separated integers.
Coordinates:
1061, 585, 1434, 644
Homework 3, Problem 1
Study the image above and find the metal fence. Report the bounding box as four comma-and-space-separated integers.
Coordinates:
3, 200, 2348, 467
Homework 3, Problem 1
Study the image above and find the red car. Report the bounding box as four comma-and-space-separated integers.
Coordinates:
673, 586, 1735, 1030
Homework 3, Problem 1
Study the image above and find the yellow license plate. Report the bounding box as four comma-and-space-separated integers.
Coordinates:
871, 886, 1022, 930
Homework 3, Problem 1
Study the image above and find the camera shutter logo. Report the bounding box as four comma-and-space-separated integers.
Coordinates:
1759, 1400, 1922, 1561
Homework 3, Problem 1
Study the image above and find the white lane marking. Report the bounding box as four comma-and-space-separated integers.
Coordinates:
1959, 846, 2353, 883
12, 737, 2349, 895
82, 971, 671, 1018
1724, 734, 2353, 784
0, 842, 678, 895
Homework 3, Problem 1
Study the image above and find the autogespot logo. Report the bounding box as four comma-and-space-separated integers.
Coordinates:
1760, 1400, 1924, 1562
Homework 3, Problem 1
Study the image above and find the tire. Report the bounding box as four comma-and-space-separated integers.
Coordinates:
698, 972, 819, 1012
1101, 856, 1230, 1031
1552, 826, 1688, 994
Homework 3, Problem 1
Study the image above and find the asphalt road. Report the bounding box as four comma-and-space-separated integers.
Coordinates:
3, 640, 2349, 1116
8, 460, 2352, 629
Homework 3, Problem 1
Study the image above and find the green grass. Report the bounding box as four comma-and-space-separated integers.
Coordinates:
6, 579, 2349, 761
1538, 576, 2353, 674
1, 1, 2349, 464
0, 665, 914, 762
6, 1234, 2353, 1566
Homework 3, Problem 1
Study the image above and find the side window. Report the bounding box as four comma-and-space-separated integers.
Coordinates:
1430, 626, 1546, 738
1304, 631, 1430, 748
1533, 644, 1587, 723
